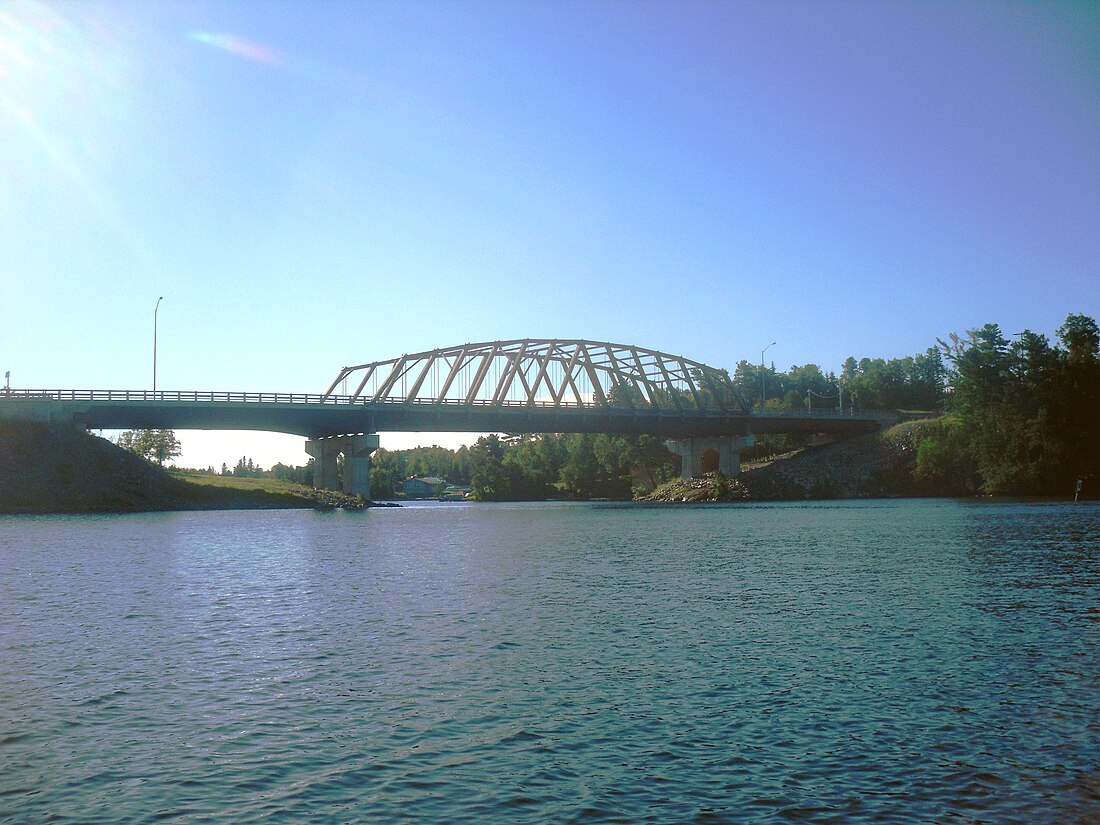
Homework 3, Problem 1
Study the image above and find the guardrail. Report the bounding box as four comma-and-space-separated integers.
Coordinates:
0, 389, 894, 420
3, 389, 600, 407
4, 389, 349, 404
752, 408, 900, 421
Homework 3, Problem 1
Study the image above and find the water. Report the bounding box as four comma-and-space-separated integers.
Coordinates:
1, 500, 1097, 823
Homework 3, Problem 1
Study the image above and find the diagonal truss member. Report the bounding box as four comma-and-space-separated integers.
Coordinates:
323, 339, 750, 413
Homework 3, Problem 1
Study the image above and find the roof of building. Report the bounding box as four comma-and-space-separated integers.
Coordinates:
405, 476, 445, 485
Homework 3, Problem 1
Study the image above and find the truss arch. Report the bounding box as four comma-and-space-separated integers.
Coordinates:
324, 339, 750, 414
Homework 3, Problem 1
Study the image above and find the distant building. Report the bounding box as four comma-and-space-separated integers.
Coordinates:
402, 476, 446, 497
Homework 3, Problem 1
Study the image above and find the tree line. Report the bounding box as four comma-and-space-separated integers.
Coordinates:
915, 313, 1099, 496
177, 457, 315, 485
732, 348, 948, 412
114, 312, 1098, 500
368, 432, 681, 501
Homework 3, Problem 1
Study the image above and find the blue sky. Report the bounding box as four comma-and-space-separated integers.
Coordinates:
2, 0, 1097, 468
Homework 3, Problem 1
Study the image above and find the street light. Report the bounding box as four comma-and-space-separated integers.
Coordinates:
153, 296, 163, 394
760, 341, 776, 407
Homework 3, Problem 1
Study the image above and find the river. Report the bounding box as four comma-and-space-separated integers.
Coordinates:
1, 500, 1097, 823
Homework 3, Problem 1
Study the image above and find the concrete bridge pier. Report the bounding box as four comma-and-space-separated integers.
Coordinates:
341, 434, 378, 497
305, 434, 379, 497
666, 435, 755, 479
305, 438, 341, 491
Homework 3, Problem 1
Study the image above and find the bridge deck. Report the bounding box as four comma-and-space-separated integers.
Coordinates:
0, 390, 892, 439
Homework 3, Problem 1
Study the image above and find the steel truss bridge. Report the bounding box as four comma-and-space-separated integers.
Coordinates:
0, 339, 890, 439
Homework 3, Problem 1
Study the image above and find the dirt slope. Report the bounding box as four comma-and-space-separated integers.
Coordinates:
0, 421, 314, 513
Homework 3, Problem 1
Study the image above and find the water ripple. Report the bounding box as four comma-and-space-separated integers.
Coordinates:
0, 502, 1098, 822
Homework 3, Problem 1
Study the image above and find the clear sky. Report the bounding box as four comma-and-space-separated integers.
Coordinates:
2, 0, 1097, 469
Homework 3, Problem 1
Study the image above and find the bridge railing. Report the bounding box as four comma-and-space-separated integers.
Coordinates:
4, 389, 340, 404
2, 388, 706, 413
1, 389, 895, 421
751, 407, 900, 421
4, 389, 616, 408
6, 389, 600, 406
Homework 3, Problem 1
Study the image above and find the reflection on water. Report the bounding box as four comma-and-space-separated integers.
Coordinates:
1, 500, 1097, 822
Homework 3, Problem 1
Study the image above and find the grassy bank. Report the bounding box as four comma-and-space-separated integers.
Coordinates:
0, 421, 324, 513
166, 469, 324, 509
169, 470, 314, 496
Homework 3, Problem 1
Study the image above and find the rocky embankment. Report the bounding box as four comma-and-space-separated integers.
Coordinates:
0, 421, 333, 513
642, 420, 940, 503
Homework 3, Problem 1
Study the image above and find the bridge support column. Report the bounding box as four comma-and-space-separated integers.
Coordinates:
341, 434, 379, 498
305, 434, 379, 497
305, 438, 341, 491
665, 435, 755, 479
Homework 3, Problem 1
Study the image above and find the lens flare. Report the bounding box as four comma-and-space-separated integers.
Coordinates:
188, 30, 336, 86
0, 0, 147, 261
188, 31, 284, 66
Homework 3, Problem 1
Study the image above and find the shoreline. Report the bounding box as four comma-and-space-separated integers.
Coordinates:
3, 420, 1091, 515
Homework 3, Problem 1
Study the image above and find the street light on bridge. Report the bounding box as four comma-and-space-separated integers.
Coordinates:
761, 341, 776, 408
153, 296, 163, 394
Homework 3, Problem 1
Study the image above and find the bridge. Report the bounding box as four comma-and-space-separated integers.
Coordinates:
0, 339, 892, 495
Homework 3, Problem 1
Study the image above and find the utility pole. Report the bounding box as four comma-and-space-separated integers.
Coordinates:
761, 341, 776, 407
153, 296, 163, 394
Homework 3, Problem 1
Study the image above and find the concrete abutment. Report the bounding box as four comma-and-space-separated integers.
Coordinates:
665, 435, 755, 479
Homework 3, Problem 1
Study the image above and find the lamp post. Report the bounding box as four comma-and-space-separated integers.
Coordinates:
153, 296, 163, 395
760, 341, 776, 407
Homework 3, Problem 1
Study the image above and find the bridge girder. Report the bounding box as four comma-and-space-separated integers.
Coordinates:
324, 339, 752, 415
0, 392, 888, 440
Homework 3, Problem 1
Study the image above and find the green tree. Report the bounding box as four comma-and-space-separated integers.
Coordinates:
271, 460, 313, 485
369, 449, 401, 499
232, 456, 262, 477
920, 313, 1100, 496
1057, 313, 1100, 361
449, 445, 473, 485
469, 435, 509, 500
913, 417, 979, 495
559, 432, 626, 498
501, 435, 557, 499
1054, 314, 1100, 488
117, 429, 182, 466
837, 350, 946, 411
406, 445, 453, 479
733, 359, 763, 407
592, 433, 677, 490
784, 363, 833, 410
